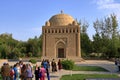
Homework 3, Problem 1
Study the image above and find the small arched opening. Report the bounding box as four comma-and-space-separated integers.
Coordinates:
56, 41, 66, 58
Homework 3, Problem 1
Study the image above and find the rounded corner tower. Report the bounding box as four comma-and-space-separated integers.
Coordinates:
42, 11, 81, 61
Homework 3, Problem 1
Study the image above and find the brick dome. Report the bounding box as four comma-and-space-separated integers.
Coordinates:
49, 13, 74, 26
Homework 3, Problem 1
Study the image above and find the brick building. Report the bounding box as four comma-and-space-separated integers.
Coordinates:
42, 11, 81, 61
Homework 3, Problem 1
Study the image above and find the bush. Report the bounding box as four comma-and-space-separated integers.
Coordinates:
29, 59, 37, 64
61, 59, 74, 70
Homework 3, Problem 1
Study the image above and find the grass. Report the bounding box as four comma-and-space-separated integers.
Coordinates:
72, 65, 109, 72
60, 74, 120, 80
60, 65, 113, 80
0, 75, 1, 79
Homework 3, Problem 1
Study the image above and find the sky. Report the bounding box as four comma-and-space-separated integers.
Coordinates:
0, 0, 120, 41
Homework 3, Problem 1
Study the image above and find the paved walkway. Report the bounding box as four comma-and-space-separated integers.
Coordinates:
0, 60, 119, 80
48, 60, 119, 80
75, 60, 118, 73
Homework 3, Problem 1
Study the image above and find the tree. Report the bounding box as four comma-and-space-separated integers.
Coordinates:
79, 20, 92, 57
93, 13, 120, 58
26, 35, 42, 57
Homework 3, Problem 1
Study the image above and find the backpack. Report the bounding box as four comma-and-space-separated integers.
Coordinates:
38, 71, 42, 78
10, 69, 14, 77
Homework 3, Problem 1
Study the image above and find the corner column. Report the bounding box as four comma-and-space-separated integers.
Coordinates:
77, 27, 81, 57
42, 30, 46, 57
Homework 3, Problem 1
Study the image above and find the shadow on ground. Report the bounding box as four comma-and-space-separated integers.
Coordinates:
49, 75, 59, 78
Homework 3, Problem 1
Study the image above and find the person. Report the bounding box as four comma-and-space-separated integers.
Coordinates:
117, 59, 120, 72
43, 60, 48, 69
19, 60, 23, 68
40, 65, 46, 80
1, 63, 11, 80
58, 59, 62, 71
21, 64, 27, 80
41, 59, 45, 66
10, 66, 14, 80
34, 64, 40, 80
51, 59, 57, 72
26, 64, 33, 80
46, 60, 50, 72
114, 58, 119, 72
46, 67, 50, 80
43, 59, 50, 80
13, 63, 21, 80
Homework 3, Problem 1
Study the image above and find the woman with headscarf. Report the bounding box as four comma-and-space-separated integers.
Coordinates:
40, 65, 46, 80
58, 59, 62, 71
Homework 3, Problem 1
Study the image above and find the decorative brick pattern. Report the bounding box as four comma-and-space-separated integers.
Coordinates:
42, 12, 81, 61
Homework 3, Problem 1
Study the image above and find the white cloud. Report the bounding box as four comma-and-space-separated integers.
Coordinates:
96, 0, 120, 9
94, 0, 120, 24
96, 0, 114, 6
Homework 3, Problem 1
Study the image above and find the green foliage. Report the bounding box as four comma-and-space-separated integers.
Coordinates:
61, 59, 74, 70
28, 52, 33, 57
93, 14, 120, 58
29, 59, 37, 64
81, 33, 92, 55
26, 35, 42, 57
60, 74, 119, 80
79, 20, 93, 56
0, 33, 42, 59
72, 65, 108, 71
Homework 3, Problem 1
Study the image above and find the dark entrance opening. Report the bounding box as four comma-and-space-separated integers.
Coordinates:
58, 48, 65, 58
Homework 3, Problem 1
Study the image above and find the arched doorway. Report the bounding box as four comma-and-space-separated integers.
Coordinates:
56, 41, 66, 58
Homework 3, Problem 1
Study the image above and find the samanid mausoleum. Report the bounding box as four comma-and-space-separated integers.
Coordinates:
42, 11, 81, 61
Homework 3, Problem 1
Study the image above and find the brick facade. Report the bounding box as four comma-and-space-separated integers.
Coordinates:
42, 12, 81, 61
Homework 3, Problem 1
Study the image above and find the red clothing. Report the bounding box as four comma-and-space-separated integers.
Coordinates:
40, 67, 46, 80
58, 61, 62, 70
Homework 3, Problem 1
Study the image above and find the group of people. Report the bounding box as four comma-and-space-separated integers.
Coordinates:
34, 59, 62, 80
0, 59, 62, 80
1, 61, 33, 80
